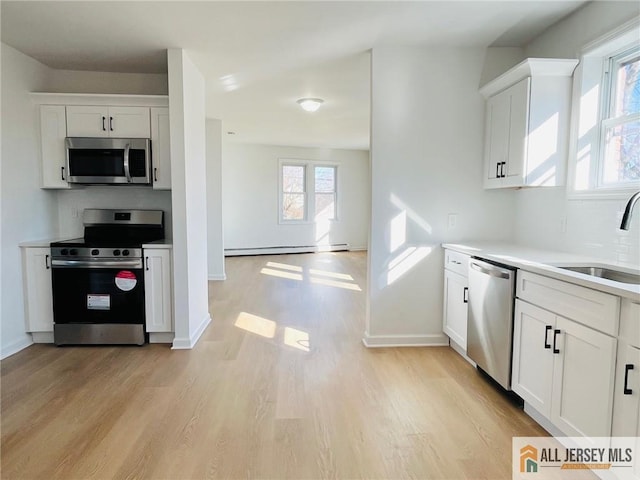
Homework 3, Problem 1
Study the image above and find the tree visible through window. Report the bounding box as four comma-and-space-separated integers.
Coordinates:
282, 164, 305, 220
601, 49, 640, 186
314, 166, 336, 220
280, 161, 338, 222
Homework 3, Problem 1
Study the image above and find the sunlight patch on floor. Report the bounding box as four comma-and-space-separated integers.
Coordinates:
234, 312, 277, 338
308, 268, 354, 281
261, 259, 362, 291
266, 261, 303, 272
260, 267, 303, 281
284, 326, 310, 352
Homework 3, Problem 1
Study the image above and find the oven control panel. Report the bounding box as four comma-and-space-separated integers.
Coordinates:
51, 247, 142, 259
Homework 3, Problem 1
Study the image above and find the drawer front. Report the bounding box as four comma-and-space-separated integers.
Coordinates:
517, 271, 620, 336
619, 300, 640, 348
444, 249, 470, 277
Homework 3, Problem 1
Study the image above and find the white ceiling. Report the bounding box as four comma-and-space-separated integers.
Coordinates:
1, 1, 589, 150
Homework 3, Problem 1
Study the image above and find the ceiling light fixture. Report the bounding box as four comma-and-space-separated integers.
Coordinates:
297, 98, 324, 112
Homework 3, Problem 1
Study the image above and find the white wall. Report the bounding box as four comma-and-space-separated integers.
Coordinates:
206, 119, 225, 280
1, 44, 58, 357
366, 47, 517, 345
513, 2, 640, 265
45, 70, 168, 95
222, 143, 370, 252
168, 49, 210, 349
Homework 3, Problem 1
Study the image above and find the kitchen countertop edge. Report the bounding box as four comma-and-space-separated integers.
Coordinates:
442, 242, 640, 301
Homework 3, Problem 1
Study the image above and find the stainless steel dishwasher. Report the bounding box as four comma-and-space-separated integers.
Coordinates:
466, 257, 517, 390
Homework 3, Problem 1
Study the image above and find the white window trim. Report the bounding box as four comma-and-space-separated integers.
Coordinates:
278, 159, 339, 224
566, 17, 640, 200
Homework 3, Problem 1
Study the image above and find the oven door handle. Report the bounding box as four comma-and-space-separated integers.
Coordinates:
123, 143, 132, 183
52, 259, 143, 269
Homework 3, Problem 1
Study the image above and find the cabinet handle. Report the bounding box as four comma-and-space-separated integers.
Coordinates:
145, 256, 150, 271
624, 364, 634, 395
61, 166, 66, 181
500, 161, 506, 178
154, 167, 158, 182
109, 117, 114, 131
496, 162, 500, 179
102, 116, 106, 131
45, 254, 50, 270
552, 329, 560, 354
463, 287, 468, 304
544, 325, 552, 349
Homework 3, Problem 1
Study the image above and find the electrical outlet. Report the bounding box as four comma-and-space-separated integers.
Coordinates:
448, 213, 457, 229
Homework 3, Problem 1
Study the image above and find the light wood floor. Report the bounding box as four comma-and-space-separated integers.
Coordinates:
2, 251, 547, 479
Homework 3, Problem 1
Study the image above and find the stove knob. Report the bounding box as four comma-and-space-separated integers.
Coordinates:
60, 248, 69, 256
69, 249, 78, 256
91, 249, 99, 256
122, 249, 130, 256
113, 249, 121, 256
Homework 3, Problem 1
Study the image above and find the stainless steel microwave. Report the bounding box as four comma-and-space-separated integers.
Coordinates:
65, 137, 152, 185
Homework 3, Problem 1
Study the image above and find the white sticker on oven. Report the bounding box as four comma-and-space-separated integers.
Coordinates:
87, 294, 110, 310
115, 270, 137, 291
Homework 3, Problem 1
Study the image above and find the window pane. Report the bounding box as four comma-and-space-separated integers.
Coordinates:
315, 193, 335, 220
614, 55, 640, 117
283, 165, 305, 193
602, 120, 640, 184
315, 166, 335, 193
282, 193, 305, 220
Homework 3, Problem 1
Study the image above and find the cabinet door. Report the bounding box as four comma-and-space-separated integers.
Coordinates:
512, 300, 555, 417
484, 91, 510, 188
503, 77, 530, 187
40, 105, 70, 189
150, 107, 171, 190
612, 343, 640, 436
108, 107, 150, 138
22, 248, 54, 332
551, 316, 617, 437
66, 105, 109, 137
144, 249, 173, 333
443, 269, 468, 349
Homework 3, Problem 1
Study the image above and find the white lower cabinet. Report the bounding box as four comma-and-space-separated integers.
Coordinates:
513, 295, 617, 438
144, 248, 173, 333
21, 247, 54, 334
443, 269, 468, 348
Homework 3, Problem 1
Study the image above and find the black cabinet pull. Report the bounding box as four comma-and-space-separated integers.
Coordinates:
154, 168, 158, 182
624, 364, 634, 395
45, 254, 50, 270
109, 116, 114, 131
102, 116, 106, 131
145, 257, 150, 271
463, 287, 468, 303
553, 329, 560, 354
544, 325, 552, 349
496, 162, 500, 179
500, 161, 506, 178
61, 166, 66, 181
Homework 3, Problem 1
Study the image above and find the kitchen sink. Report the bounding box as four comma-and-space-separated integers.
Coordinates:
557, 265, 640, 285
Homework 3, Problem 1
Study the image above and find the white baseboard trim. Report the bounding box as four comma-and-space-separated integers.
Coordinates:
208, 273, 227, 281
449, 339, 476, 366
149, 332, 175, 344
32, 332, 54, 343
348, 246, 368, 252
362, 333, 449, 348
172, 313, 211, 349
1, 335, 34, 360
523, 403, 564, 437
225, 244, 349, 256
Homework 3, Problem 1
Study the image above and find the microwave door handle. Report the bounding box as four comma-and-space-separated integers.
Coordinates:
123, 143, 132, 183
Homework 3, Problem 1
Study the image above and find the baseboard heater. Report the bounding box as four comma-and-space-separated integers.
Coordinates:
225, 244, 349, 257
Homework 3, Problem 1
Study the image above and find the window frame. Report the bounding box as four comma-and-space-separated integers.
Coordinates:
313, 164, 338, 221
278, 159, 339, 224
567, 18, 640, 199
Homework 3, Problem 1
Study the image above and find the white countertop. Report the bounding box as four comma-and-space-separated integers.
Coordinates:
142, 240, 173, 249
442, 242, 640, 301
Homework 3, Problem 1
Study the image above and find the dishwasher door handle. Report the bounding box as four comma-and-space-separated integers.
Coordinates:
469, 261, 512, 279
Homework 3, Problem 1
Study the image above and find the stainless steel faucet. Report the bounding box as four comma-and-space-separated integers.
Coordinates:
620, 191, 640, 230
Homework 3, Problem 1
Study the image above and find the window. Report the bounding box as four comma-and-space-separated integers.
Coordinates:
600, 49, 640, 186
569, 19, 640, 197
279, 160, 337, 222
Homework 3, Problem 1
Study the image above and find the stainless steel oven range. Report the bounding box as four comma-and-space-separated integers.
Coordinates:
50, 209, 164, 346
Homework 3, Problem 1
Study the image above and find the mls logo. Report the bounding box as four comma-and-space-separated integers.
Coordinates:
520, 445, 538, 473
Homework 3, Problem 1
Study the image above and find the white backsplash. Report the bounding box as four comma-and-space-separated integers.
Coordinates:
56, 186, 173, 240
514, 187, 640, 266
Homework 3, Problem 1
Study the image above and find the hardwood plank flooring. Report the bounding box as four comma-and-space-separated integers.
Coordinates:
2, 251, 549, 479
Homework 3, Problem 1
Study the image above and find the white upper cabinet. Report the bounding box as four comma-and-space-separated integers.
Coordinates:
40, 105, 70, 189
66, 105, 150, 138
480, 58, 578, 189
150, 107, 171, 190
